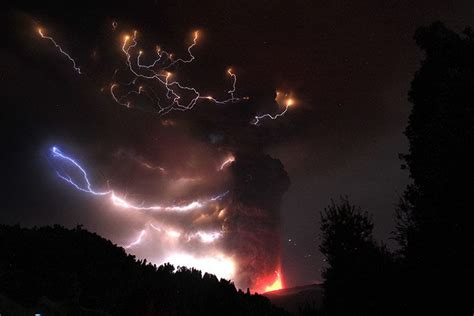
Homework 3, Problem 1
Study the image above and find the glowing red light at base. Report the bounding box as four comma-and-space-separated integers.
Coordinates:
264, 271, 283, 292
253, 269, 284, 293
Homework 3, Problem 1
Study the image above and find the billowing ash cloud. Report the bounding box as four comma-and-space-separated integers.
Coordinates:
95, 145, 290, 291
225, 153, 290, 290
40, 93, 293, 290
8, 15, 295, 292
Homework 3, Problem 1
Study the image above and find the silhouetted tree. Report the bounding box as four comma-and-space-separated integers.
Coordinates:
320, 197, 397, 315
0, 224, 289, 316
397, 21, 474, 314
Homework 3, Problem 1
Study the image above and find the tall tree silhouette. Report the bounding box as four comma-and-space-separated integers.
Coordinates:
397, 22, 474, 314
320, 197, 396, 315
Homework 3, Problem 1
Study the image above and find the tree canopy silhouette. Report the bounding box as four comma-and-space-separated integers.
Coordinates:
0, 224, 289, 316
319, 197, 396, 316
396, 21, 474, 314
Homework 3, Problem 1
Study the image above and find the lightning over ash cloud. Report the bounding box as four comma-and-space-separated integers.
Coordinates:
37, 20, 296, 292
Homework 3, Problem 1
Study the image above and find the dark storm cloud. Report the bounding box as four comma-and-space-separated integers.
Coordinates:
230, 153, 290, 211
225, 153, 290, 288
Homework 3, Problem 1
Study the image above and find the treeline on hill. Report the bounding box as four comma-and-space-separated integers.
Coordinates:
318, 22, 474, 316
0, 225, 289, 316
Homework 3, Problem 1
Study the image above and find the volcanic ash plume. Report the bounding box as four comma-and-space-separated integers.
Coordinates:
225, 153, 290, 292
39, 20, 294, 293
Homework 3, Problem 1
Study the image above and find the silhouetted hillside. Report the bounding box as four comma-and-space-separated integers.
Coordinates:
0, 225, 289, 316
264, 284, 323, 315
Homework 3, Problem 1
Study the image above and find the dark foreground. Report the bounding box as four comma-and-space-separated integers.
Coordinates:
0, 225, 289, 316
264, 284, 323, 315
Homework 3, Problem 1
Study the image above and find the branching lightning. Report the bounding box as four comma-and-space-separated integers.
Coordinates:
121, 222, 232, 281
252, 92, 295, 125
36, 19, 296, 290
50, 146, 227, 213
166, 31, 199, 68
149, 223, 223, 244
51, 146, 110, 195
112, 30, 247, 115
38, 28, 82, 74
36, 23, 297, 126
51, 145, 230, 275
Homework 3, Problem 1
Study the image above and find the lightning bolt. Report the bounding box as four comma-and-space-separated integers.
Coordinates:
124, 229, 146, 249
125, 222, 231, 279
38, 28, 82, 74
36, 23, 297, 125
219, 154, 235, 171
252, 93, 295, 125
166, 30, 199, 68
149, 223, 223, 244
112, 29, 247, 115
51, 146, 110, 195
191, 231, 223, 243
36, 20, 297, 289
49, 146, 228, 212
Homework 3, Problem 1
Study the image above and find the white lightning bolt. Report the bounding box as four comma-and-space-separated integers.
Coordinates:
38, 28, 82, 74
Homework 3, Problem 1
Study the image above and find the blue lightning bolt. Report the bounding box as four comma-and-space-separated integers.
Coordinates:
49, 146, 228, 212
50, 146, 110, 195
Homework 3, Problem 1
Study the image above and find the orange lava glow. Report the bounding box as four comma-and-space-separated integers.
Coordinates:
253, 269, 284, 293
264, 271, 283, 292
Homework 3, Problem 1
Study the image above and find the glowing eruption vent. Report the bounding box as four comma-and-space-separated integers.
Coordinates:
264, 271, 283, 292
38, 21, 294, 289
252, 270, 284, 293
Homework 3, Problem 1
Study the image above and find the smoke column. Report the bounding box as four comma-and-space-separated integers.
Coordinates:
226, 153, 290, 291
36, 20, 294, 292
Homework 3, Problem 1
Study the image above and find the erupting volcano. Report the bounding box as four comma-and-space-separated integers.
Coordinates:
253, 269, 284, 293
21, 14, 296, 293
47, 138, 290, 291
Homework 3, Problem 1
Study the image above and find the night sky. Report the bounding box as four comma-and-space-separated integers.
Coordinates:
2, 0, 474, 289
